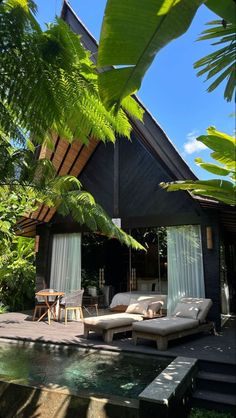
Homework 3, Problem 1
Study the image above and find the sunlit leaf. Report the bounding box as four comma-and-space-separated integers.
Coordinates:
205, 0, 236, 24
97, 0, 204, 110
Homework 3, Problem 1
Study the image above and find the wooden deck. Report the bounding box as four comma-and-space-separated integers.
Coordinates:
0, 311, 235, 365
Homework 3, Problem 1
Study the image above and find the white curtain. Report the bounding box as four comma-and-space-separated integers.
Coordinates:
167, 225, 205, 314
50, 233, 81, 292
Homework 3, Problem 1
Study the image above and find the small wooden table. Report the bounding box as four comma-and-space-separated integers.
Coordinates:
35, 290, 65, 325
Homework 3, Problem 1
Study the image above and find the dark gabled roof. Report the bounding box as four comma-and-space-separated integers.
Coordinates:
61, 0, 197, 182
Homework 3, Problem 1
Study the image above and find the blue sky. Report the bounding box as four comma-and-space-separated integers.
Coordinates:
35, 0, 234, 179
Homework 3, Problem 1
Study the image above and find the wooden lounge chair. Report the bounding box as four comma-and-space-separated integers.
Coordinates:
83, 312, 144, 343
83, 298, 165, 343
132, 297, 214, 350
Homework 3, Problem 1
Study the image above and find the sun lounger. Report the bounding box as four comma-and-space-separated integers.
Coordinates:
83, 296, 165, 343
132, 297, 214, 350
83, 313, 143, 343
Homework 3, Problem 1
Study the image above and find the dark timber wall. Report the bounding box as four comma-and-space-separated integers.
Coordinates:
79, 134, 201, 225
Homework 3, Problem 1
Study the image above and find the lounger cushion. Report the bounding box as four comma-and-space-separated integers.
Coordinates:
179, 298, 213, 323
173, 302, 199, 320
132, 317, 199, 336
126, 298, 151, 315
84, 313, 143, 330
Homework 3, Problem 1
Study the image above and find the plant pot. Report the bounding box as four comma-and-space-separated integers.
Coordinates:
88, 286, 97, 297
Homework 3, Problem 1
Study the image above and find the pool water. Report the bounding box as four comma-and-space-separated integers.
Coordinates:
0, 342, 169, 398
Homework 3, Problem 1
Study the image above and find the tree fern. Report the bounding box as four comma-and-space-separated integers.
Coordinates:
0, 0, 145, 250
0, 0, 143, 147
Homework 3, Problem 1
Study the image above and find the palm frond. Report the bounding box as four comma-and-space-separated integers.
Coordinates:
161, 128, 236, 206
194, 20, 236, 102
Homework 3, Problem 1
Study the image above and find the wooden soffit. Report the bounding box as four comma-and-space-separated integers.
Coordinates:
16, 134, 98, 237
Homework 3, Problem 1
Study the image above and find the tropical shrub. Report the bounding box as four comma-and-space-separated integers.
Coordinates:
0, 237, 36, 311
0, 303, 8, 314
189, 408, 233, 418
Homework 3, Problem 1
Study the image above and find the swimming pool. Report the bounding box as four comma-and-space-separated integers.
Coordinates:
0, 340, 170, 399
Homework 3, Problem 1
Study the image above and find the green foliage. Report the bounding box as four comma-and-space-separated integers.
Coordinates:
57, 188, 146, 250
97, 0, 204, 110
194, 20, 236, 102
189, 408, 233, 418
1, 0, 143, 146
0, 237, 36, 311
196, 127, 236, 173
0, 0, 145, 251
81, 269, 99, 289
97, 0, 236, 109
205, 0, 236, 24
160, 127, 236, 205
0, 304, 8, 314
0, 148, 145, 250
0, 186, 40, 238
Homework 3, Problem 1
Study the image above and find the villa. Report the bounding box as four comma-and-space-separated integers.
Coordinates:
1, 1, 236, 417
16, 0, 236, 332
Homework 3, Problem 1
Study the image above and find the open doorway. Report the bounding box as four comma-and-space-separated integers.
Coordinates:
81, 227, 167, 295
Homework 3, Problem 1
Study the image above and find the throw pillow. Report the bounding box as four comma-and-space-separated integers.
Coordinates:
173, 302, 199, 320
126, 298, 151, 315
146, 301, 163, 318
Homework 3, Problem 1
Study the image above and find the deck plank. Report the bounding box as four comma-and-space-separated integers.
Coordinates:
0, 312, 235, 365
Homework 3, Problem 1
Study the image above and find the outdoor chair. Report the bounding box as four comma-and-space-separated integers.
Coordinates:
32, 288, 56, 321
132, 297, 214, 350
58, 289, 84, 325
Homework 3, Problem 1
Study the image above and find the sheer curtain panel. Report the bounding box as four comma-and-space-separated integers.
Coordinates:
167, 225, 205, 314
50, 233, 81, 292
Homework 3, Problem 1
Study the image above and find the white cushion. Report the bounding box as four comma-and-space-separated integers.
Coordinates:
84, 313, 143, 329
173, 302, 199, 320
126, 298, 151, 315
133, 317, 199, 336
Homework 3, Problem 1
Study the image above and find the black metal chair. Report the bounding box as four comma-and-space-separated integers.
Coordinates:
58, 289, 84, 324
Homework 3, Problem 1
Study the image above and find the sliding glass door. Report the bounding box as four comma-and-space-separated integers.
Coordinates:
129, 227, 167, 293
50, 233, 81, 292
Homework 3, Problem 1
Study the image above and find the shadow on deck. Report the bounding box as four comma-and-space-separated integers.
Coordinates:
0, 311, 235, 365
